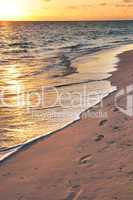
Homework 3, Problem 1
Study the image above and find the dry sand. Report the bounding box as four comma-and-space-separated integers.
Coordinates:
0, 50, 133, 200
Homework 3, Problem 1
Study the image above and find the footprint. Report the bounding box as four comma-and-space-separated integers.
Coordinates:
17, 195, 23, 200
79, 154, 92, 165
94, 134, 104, 142
112, 126, 119, 132
66, 191, 76, 200
113, 197, 118, 200
65, 189, 82, 200
2, 172, 11, 177
127, 171, 133, 176
113, 107, 119, 112
99, 119, 108, 126
107, 140, 116, 145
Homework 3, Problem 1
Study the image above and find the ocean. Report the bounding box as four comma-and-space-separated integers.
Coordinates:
0, 21, 133, 160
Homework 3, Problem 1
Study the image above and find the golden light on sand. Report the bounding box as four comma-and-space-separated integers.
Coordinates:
0, 0, 26, 20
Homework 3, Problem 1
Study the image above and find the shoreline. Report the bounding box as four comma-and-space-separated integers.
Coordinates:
0, 44, 133, 163
0, 49, 133, 199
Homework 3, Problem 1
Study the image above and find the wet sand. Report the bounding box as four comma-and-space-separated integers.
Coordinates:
0, 50, 133, 200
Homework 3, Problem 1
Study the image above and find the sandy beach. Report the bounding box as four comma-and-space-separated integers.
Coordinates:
0, 50, 133, 200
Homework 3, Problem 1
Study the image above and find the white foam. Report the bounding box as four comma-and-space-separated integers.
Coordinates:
0, 44, 133, 163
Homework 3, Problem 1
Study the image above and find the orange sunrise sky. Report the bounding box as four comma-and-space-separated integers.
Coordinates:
0, 0, 132, 21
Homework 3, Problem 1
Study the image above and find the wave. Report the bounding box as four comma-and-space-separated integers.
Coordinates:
0, 20, 133, 162
8, 41, 34, 48
0, 43, 133, 163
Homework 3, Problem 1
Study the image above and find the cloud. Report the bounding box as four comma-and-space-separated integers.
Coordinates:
99, 3, 108, 6
67, 4, 93, 10
123, 0, 133, 2
115, 3, 133, 7
67, 6, 77, 9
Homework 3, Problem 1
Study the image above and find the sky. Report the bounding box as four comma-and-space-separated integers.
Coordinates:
0, 0, 133, 21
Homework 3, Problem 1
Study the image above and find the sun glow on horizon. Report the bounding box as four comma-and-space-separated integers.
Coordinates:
0, 0, 30, 20
0, 0, 132, 21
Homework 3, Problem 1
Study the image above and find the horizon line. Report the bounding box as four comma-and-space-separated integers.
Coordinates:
0, 19, 133, 23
